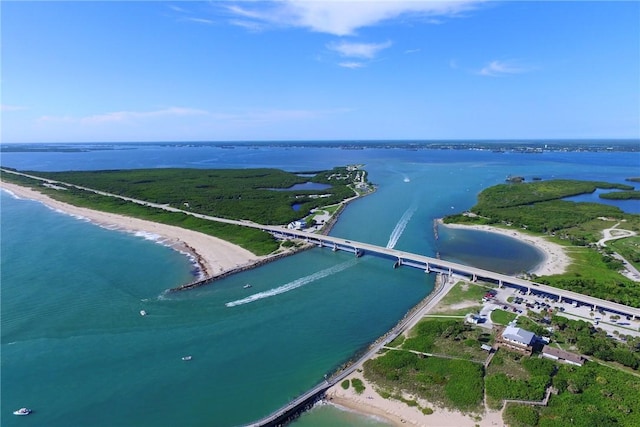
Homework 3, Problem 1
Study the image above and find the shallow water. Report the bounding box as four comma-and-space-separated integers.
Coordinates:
2, 143, 638, 426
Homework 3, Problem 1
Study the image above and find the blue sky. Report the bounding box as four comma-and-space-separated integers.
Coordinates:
2, 1, 639, 143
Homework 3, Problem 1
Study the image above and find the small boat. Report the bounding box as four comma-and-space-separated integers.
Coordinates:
140, 310, 147, 316
243, 284, 252, 289
13, 407, 32, 416
182, 355, 192, 361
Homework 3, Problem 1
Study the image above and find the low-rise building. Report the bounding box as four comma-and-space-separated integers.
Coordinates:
287, 220, 307, 230
496, 325, 536, 355
541, 345, 586, 366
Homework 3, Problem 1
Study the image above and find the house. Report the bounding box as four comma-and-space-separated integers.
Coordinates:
496, 325, 536, 355
481, 344, 493, 352
541, 345, 586, 366
287, 220, 307, 230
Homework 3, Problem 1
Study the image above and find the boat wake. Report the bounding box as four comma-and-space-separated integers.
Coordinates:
386, 205, 417, 249
225, 259, 357, 307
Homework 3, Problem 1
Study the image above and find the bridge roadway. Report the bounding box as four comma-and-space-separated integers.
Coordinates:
262, 227, 640, 320
6, 169, 640, 426
4, 168, 639, 320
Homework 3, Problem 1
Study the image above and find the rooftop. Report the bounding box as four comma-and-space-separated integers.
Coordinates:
502, 325, 536, 346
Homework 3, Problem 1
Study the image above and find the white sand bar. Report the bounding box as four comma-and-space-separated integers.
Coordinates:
1, 181, 261, 278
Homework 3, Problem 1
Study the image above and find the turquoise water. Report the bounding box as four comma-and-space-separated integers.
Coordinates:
2, 143, 639, 426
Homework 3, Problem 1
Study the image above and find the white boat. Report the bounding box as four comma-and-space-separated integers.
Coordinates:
140, 310, 147, 316
13, 407, 32, 416
243, 284, 252, 289
182, 355, 192, 361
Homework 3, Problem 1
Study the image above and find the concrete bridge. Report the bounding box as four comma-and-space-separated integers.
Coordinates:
261, 226, 640, 320
3, 168, 638, 320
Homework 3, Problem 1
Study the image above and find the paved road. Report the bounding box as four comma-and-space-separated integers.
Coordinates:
5, 168, 640, 321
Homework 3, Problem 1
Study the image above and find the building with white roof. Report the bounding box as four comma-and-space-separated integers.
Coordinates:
496, 325, 536, 355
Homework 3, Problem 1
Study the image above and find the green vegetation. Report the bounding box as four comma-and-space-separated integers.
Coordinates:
443, 179, 640, 307
608, 236, 640, 270
6, 166, 369, 225
536, 246, 640, 306
341, 379, 350, 390
402, 319, 489, 361
490, 309, 518, 325
474, 179, 632, 210
1, 166, 372, 255
443, 179, 638, 235
550, 316, 640, 371
1, 170, 278, 255
364, 350, 484, 411
600, 190, 640, 200
538, 362, 640, 426
351, 378, 365, 394
361, 312, 640, 426
486, 355, 555, 402
363, 319, 486, 412
504, 404, 540, 427
429, 281, 489, 315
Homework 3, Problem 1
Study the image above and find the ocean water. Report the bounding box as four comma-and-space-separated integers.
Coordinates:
1, 142, 639, 426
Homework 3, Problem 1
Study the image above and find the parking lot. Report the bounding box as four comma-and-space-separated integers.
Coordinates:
475, 283, 640, 339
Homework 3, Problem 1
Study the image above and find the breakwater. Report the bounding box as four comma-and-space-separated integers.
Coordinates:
169, 245, 314, 292
243, 274, 446, 427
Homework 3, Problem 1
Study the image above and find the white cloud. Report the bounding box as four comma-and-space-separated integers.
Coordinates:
38, 107, 209, 125
36, 107, 350, 126
478, 60, 529, 76
339, 62, 366, 69
183, 17, 214, 25
327, 40, 392, 59
1, 104, 28, 112
228, 19, 267, 32
224, 0, 484, 36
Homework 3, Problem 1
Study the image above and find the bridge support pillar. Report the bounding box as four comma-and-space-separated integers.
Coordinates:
498, 280, 503, 288
332, 243, 337, 252
527, 288, 531, 295
472, 274, 477, 282
425, 263, 430, 273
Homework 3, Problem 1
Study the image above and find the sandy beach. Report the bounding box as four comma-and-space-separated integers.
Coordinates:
325, 273, 506, 426
4, 180, 569, 426
324, 221, 571, 426
1, 181, 261, 280
438, 219, 571, 277
327, 375, 505, 427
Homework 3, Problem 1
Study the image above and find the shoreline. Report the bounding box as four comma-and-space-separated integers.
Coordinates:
322, 222, 571, 426
437, 219, 571, 277
0, 181, 262, 281
324, 274, 505, 426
